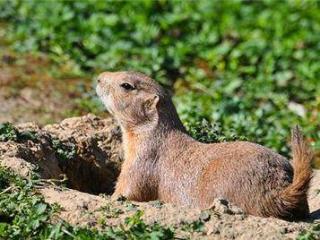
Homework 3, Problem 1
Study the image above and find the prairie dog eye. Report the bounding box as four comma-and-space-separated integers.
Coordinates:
120, 83, 135, 91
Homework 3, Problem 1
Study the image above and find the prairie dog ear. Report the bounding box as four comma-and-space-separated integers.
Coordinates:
144, 94, 159, 117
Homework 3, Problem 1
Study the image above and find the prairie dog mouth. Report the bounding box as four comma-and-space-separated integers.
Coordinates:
96, 84, 113, 114
95, 84, 103, 97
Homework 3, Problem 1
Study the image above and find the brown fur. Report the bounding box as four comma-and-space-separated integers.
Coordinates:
96, 71, 313, 220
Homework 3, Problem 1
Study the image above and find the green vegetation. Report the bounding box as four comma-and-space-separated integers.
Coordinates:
0, 122, 37, 142
297, 224, 320, 240
0, 0, 319, 159
181, 220, 205, 233
0, 166, 174, 239
0, 122, 18, 142
51, 139, 77, 162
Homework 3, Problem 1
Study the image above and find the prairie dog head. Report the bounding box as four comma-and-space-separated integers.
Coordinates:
96, 71, 167, 129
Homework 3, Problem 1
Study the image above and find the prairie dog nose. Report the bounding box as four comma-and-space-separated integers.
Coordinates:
97, 72, 110, 84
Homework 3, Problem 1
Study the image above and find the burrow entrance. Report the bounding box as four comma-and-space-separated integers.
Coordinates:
0, 115, 123, 195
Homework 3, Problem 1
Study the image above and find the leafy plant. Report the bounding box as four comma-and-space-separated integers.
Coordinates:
51, 138, 77, 162
185, 118, 248, 143
0, 122, 18, 141
181, 220, 205, 233
119, 210, 174, 239
0, 122, 37, 142
297, 224, 320, 240
0, 167, 56, 239
98, 203, 124, 220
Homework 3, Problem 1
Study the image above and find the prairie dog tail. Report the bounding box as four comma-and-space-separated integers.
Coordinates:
264, 126, 313, 219
286, 126, 313, 196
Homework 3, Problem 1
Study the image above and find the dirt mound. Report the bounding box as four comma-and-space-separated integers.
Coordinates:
0, 114, 319, 239
0, 114, 122, 194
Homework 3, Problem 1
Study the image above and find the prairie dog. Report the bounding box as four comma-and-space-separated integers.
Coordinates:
96, 71, 313, 220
